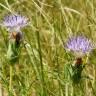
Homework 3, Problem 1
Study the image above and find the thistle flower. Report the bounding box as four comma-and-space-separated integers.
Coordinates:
66, 36, 95, 83
66, 36, 95, 57
4, 14, 28, 63
3, 14, 28, 32
2, 14, 28, 42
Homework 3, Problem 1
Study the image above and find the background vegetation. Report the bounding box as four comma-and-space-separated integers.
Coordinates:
0, 0, 96, 96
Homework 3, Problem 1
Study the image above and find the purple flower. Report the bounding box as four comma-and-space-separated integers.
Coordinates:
3, 14, 28, 32
66, 36, 95, 57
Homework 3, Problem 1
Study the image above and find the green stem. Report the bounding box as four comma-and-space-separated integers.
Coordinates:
36, 30, 47, 96
9, 65, 12, 92
65, 84, 68, 96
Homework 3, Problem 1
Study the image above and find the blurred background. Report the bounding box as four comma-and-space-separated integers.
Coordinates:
0, 0, 96, 96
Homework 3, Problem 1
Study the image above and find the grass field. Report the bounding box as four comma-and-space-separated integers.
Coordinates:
0, 0, 96, 96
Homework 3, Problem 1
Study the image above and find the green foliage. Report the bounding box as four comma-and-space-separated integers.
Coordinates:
71, 64, 85, 84
7, 39, 21, 64
0, 0, 96, 96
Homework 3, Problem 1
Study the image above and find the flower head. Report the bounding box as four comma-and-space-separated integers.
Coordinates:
66, 36, 95, 57
3, 14, 28, 32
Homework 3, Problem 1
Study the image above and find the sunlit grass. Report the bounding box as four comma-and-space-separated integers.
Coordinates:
0, 0, 96, 96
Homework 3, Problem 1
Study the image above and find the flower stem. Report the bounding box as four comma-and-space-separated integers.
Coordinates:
65, 84, 69, 96
9, 65, 12, 92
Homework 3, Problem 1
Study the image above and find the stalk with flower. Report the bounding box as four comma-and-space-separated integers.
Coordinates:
66, 36, 95, 83
3, 14, 28, 63
2, 14, 28, 92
